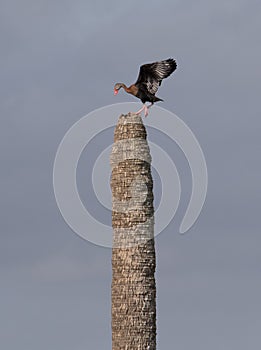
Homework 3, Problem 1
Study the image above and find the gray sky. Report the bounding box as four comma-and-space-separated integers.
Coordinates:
1, 0, 261, 349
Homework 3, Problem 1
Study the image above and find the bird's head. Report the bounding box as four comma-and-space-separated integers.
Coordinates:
114, 83, 124, 95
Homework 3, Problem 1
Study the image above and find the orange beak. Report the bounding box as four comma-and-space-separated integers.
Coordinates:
114, 89, 119, 95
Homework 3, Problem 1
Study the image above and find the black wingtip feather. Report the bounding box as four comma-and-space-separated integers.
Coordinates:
167, 58, 177, 72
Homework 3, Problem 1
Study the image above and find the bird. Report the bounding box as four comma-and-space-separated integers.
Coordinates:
114, 58, 177, 117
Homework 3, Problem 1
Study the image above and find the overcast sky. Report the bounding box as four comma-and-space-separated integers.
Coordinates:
1, 0, 261, 349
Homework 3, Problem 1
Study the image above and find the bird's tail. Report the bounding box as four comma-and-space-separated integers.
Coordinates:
154, 96, 163, 102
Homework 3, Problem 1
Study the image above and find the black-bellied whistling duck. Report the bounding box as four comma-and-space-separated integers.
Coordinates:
114, 58, 177, 117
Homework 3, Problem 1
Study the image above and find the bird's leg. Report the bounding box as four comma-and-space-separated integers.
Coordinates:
147, 102, 154, 109
144, 104, 149, 117
143, 103, 153, 117
135, 104, 146, 115
135, 103, 150, 117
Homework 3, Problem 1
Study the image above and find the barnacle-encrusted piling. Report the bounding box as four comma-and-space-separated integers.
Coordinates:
110, 113, 156, 350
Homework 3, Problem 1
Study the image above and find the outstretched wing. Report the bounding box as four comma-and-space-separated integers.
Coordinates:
135, 58, 177, 95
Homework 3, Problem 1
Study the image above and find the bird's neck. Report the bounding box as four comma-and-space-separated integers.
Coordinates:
118, 83, 138, 96
119, 83, 128, 91
125, 84, 138, 96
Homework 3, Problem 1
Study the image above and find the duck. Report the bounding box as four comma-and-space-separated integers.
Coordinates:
114, 58, 177, 117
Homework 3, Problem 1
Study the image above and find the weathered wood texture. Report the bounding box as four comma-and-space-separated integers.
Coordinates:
110, 113, 156, 350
